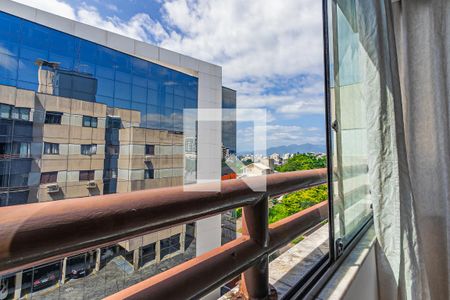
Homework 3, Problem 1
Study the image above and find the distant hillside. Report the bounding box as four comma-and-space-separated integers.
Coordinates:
266, 144, 326, 155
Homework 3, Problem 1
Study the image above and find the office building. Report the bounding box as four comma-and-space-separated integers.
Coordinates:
0, 4, 226, 298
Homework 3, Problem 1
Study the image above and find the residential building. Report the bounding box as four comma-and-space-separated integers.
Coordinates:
242, 162, 274, 177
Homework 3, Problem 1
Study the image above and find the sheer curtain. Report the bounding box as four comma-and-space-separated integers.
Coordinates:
332, 0, 450, 298
390, 0, 450, 299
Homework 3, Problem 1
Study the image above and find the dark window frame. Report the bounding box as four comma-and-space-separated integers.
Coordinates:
145, 144, 155, 155
81, 144, 97, 155
82, 116, 98, 128
140, 243, 156, 266
40, 172, 58, 184
0, 104, 11, 119
1, 105, 30, 121
45, 111, 63, 124
160, 233, 181, 260
43, 142, 59, 155
144, 168, 154, 179
106, 145, 120, 155
79, 170, 95, 181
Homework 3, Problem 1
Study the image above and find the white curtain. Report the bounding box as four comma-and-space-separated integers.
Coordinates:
353, 0, 430, 298
333, 0, 450, 298
389, 0, 450, 299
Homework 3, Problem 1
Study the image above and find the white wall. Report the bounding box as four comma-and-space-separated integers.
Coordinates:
342, 245, 378, 300
317, 227, 378, 300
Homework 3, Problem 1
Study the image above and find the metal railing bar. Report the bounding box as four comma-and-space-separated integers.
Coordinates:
0, 168, 327, 275
105, 201, 328, 300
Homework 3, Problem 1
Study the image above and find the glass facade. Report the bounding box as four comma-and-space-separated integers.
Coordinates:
0, 11, 200, 299
0, 11, 198, 204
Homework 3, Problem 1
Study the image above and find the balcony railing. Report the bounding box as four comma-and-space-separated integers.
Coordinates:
0, 168, 328, 299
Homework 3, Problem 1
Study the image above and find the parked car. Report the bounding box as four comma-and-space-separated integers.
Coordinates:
66, 262, 92, 279
31, 270, 59, 291
21, 263, 61, 295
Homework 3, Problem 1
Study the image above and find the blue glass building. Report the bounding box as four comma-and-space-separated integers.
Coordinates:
0, 4, 226, 298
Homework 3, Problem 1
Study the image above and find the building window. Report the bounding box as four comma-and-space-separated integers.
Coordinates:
0, 104, 11, 119
0, 174, 8, 187
9, 173, 28, 188
107, 117, 121, 129
105, 145, 119, 155
145, 144, 155, 155
160, 234, 181, 260
45, 112, 62, 124
11, 142, 30, 158
140, 243, 156, 267
11, 107, 30, 121
82, 116, 98, 128
144, 169, 154, 179
79, 170, 95, 181
43, 142, 59, 155
81, 144, 97, 155
41, 172, 58, 184
20, 108, 30, 121
0, 143, 10, 159
185, 223, 195, 250
0, 105, 30, 121
104, 169, 117, 179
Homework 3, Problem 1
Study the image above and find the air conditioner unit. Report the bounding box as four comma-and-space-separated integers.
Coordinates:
144, 155, 154, 161
86, 181, 97, 189
47, 184, 60, 193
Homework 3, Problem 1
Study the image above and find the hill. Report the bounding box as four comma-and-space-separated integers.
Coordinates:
266, 143, 325, 155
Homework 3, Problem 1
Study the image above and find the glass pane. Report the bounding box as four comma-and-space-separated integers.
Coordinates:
0, 3, 333, 298
329, 0, 372, 246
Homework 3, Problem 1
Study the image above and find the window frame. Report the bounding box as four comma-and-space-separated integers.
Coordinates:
11, 142, 31, 158
0, 104, 11, 119
160, 233, 181, 260
0, 105, 30, 121
81, 144, 97, 156
140, 243, 156, 266
145, 144, 155, 156
45, 111, 63, 124
106, 145, 119, 155
82, 116, 98, 128
144, 168, 154, 179
288, 1, 374, 298
43, 142, 59, 155
40, 171, 58, 184
79, 170, 95, 181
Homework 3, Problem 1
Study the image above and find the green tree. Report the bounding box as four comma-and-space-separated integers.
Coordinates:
269, 185, 327, 223
275, 153, 326, 172
269, 153, 327, 224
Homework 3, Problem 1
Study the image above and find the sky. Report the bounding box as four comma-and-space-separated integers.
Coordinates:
12, 0, 326, 152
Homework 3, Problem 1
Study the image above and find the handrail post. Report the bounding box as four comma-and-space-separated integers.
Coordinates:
240, 194, 275, 299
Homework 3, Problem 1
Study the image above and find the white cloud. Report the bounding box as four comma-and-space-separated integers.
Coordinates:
237, 124, 325, 151
159, 0, 324, 82
76, 4, 169, 43
11, 0, 168, 43
235, 76, 324, 119
12, 0, 76, 19
11, 0, 326, 146
13, 0, 323, 80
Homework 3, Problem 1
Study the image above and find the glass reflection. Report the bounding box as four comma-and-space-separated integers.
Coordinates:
0, 11, 200, 300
